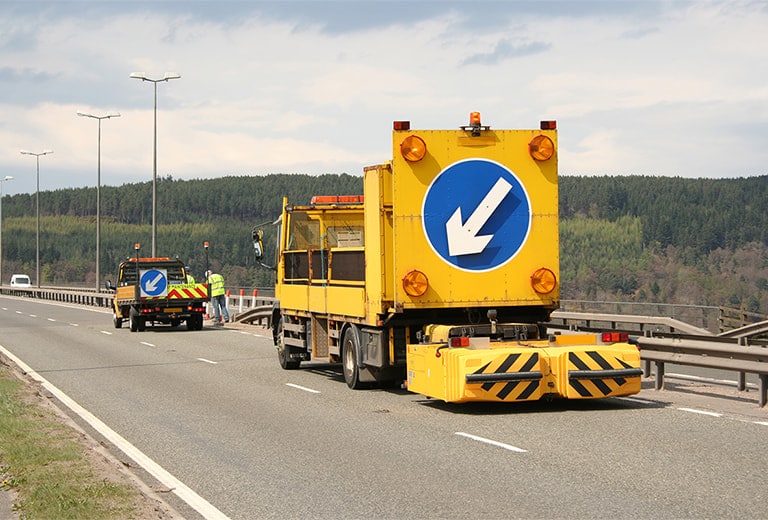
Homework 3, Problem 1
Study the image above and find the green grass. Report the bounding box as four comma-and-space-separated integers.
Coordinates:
0, 363, 141, 519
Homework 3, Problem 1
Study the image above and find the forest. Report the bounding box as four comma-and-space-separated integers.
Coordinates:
2, 173, 767, 313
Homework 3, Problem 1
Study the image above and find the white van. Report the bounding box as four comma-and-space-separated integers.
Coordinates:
10, 274, 32, 288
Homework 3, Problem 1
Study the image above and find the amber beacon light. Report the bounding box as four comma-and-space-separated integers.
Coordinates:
402, 270, 429, 297
400, 135, 427, 162
530, 267, 557, 294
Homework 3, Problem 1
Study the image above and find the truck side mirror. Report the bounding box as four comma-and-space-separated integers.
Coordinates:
252, 228, 264, 260
105, 280, 115, 292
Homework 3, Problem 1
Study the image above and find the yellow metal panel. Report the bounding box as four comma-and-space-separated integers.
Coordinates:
546, 344, 642, 399
406, 343, 551, 403
390, 128, 559, 311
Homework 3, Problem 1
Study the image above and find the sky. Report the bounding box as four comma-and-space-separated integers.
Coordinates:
1, 0, 767, 196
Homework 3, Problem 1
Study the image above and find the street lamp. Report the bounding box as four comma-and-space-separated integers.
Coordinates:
20, 149, 53, 288
0, 175, 13, 287
78, 111, 120, 292
129, 71, 181, 257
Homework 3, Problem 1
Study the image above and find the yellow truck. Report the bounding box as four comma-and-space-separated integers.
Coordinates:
106, 255, 209, 332
254, 113, 642, 403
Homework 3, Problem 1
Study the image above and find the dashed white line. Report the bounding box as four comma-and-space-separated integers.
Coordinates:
100, 330, 112, 335
678, 407, 722, 417
615, 396, 656, 405
69, 323, 79, 327
455, 432, 527, 453
29, 314, 37, 317
197, 358, 218, 364
140, 341, 155, 347
47, 318, 56, 322
286, 383, 321, 394
754, 421, 768, 427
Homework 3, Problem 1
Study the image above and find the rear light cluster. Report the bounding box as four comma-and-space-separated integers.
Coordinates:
450, 337, 470, 347
602, 332, 629, 343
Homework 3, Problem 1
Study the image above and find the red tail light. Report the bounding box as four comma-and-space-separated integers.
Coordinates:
601, 332, 629, 343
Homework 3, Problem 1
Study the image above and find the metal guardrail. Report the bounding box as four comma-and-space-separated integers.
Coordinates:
638, 334, 768, 407
550, 310, 713, 336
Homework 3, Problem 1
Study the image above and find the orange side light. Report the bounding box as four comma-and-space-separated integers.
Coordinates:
402, 270, 429, 297
531, 267, 557, 294
529, 135, 555, 161
400, 135, 427, 162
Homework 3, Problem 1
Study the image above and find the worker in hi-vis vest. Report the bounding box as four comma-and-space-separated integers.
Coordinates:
206, 270, 229, 325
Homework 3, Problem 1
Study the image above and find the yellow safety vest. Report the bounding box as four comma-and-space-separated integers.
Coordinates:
208, 273, 225, 297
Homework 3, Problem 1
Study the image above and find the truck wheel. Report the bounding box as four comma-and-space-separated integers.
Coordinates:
276, 319, 300, 370
129, 308, 139, 332
342, 326, 364, 389
187, 315, 203, 331
113, 313, 122, 329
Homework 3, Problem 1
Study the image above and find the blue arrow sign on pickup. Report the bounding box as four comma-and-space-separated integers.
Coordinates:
140, 269, 168, 297
422, 159, 531, 272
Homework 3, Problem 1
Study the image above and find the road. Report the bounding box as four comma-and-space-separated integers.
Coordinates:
1, 295, 766, 519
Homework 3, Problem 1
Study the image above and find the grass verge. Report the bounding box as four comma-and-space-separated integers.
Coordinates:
0, 360, 143, 519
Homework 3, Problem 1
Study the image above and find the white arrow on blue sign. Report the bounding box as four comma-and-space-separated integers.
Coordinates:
422, 159, 531, 272
140, 269, 168, 297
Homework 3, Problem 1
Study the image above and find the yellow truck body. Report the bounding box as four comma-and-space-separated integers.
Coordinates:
264, 114, 642, 402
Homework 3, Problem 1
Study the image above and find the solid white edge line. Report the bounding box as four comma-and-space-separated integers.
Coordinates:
285, 383, 321, 394
678, 407, 722, 417
0, 345, 231, 520
615, 396, 656, 405
455, 432, 527, 453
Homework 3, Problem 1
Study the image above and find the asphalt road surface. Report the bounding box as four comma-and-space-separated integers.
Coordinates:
1, 295, 766, 519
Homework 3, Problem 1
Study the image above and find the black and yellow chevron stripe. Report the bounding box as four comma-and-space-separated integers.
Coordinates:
465, 352, 542, 401
567, 351, 643, 397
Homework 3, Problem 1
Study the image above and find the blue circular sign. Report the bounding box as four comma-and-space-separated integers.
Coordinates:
140, 269, 168, 297
422, 159, 531, 272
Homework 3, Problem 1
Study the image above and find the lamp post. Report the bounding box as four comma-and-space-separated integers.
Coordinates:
77, 111, 120, 292
20, 150, 53, 288
0, 175, 13, 286
129, 71, 181, 257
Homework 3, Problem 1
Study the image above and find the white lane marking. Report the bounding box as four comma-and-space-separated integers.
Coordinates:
615, 396, 656, 405
15, 311, 22, 314
140, 341, 155, 347
100, 331, 112, 335
678, 407, 722, 417
29, 314, 37, 317
47, 318, 56, 322
0, 344, 232, 520
69, 323, 79, 327
455, 432, 527, 453
286, 383, 321, 394
754, 421, 768, 427
197, 358, 218, 365
668, 371, 758, 389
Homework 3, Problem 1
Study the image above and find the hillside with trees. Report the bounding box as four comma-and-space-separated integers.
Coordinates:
2, 174, 767, 313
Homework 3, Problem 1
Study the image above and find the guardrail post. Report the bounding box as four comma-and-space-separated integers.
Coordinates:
759, 375, 767, 408
251, 289, 258, 309
654, 361, 665, 390
238, 289, 244, 313
738, 337, 747, 391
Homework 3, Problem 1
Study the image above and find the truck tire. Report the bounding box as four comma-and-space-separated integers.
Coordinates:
187, 315, 203, 331
129, 308, 139, 332
342, 326, 364, 389
113, 312, 122, 329
276, 318, 300, 370
129, 308, 146, 332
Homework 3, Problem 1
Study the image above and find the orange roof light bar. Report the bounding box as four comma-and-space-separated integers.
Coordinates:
540, 120, 557, 130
